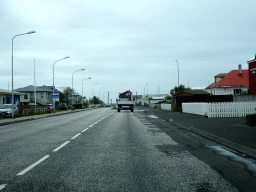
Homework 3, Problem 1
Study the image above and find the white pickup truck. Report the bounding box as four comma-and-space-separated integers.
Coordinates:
117, 90, 134, 112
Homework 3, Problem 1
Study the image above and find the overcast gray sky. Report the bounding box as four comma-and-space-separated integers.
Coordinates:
1, 0, 256, 103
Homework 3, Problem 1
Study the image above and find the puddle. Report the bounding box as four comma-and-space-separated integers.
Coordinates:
148, 115, 159, 119
208, 146, 256, 177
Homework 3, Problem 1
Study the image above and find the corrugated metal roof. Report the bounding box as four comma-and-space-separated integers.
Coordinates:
207, 70, 249, 88
14, 85, 57, 92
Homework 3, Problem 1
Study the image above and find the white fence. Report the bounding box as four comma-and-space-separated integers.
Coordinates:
182, 102, 256, 118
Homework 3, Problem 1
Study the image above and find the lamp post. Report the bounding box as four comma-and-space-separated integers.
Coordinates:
53, 56, 69, 112
82, 77, 91, 109
146, 83, 148, 98
92, 83, 99, 107
72, 69, 85, 106
12, 31, 35, 118
175, 60, 179, 87
99, 87, 105, 107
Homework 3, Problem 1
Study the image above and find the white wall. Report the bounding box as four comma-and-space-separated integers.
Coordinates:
207, 87, 248, 95
161, 104, 172, 110
182, 103, 208, 116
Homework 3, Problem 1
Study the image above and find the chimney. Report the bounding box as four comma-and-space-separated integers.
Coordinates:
238, 64, 242, 75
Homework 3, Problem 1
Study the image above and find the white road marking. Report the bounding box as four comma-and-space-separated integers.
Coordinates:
53, 141, 70, 152
89, 125, 94, 127
82, 128, 88, 132
17, 155, 50, 176
71, 133, 81, 139
0, 184, 7, 190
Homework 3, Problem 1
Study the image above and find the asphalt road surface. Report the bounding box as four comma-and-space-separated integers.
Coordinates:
0, 108, 255, 191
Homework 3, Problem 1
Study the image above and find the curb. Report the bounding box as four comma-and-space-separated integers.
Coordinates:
0, 108, 93, 127
174, 122, 256, 159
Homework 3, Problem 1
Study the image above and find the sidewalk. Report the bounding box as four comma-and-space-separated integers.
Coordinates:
0, 108, 92, 127
141, 107, 256, 159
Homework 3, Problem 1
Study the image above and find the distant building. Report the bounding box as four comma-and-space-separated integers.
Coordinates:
206, 65, 249, 95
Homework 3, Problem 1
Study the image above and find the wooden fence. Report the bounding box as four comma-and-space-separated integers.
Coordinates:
23, 107, 48, 115
182, 102, 256, 118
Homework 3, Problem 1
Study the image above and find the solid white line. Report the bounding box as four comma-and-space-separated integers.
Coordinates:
82, 128, 88, 132
53, 141, 70, 152
89, 125, 94, 127
71, 133, 81, 140
17, 155, 50, 176
0, 184, 7, 190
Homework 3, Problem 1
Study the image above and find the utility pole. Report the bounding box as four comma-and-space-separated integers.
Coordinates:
108, 92, 109, 105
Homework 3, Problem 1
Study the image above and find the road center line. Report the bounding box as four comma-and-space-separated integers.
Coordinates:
0, 184, 7, 190
82, 128, 88, 132
71, 133, 81, 140
53, 141, 70, 152
17, 155, 50, 176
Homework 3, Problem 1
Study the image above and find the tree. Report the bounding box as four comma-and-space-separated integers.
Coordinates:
62, 87, 74, 105
89, 96, 101, 105
170, 84, 191, 95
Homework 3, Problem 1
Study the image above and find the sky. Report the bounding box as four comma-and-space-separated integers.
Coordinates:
1, 0, 256, 103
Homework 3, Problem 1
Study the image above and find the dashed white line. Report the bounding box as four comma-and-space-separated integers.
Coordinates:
0, 184, 7, 190
71, 133, 81, 139
53, 141, 70, 152
89, 125, 94, 127
82, 128, 89, 132
17, 155, 50, 176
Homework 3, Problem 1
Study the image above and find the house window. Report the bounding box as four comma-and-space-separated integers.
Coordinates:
233, 89, 241, 95
24, 94, 28, 99
41, 93, 44, 98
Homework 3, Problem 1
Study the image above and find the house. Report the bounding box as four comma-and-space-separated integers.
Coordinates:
206, 65, 249, 95
71, 93, 83, 104
14, 85, 59, 106
0, 88, 24, 105
247, 54, 256, 95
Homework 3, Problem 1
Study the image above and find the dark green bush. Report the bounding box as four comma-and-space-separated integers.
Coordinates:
172, 105, 182, 112
246, 114, 256, 126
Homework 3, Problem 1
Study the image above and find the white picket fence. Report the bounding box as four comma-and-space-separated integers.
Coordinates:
182, 102, 256, 118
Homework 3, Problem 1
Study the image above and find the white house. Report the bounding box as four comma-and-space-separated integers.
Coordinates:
206, 65, 249, 95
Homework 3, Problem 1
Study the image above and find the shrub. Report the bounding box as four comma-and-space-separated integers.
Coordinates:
246, 114, 256, 126
173, 105, 182, 112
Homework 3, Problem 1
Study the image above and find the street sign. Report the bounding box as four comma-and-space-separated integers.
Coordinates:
52, 92, 60, 102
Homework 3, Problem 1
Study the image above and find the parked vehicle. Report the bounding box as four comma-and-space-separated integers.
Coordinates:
47, 104, 55, 110
117, 90, 134, 112
0, 104, 19, 117
59, 103, 68, 110
67, 105, 73, 110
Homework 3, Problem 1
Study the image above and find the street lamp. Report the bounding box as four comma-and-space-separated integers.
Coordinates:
99, 87, 105, 107
92, 83, 99, 107
53, 56, 69, 111
72, 69, 85, 106
82, 77, 91, 109
175, 60, 179, 87
146, 83, 148, 97
12, 31, 35, 118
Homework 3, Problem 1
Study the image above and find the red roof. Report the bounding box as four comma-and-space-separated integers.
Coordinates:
207, 70, 249, 88
215, 73, 227, 77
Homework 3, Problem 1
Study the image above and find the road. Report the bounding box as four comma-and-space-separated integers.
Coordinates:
0, 107, 255, 191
